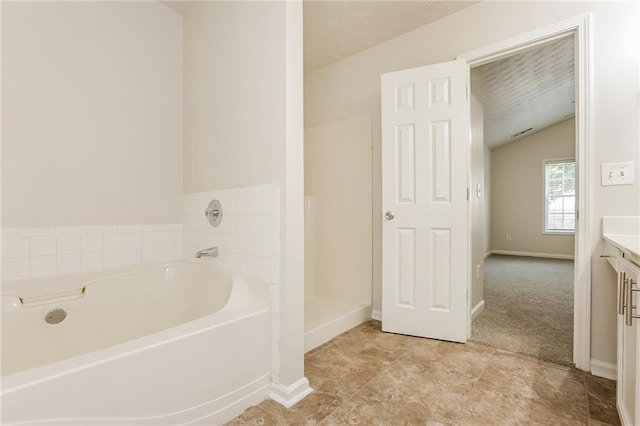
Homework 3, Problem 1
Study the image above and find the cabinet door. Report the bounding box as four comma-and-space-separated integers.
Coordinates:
617, 259, 639, 426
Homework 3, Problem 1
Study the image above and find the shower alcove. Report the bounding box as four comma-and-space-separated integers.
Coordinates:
304, 115, 373, 352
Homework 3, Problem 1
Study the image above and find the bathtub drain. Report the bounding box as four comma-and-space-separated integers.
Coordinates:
45, 308, 67, 324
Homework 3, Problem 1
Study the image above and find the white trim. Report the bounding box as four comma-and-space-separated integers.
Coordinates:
279, 0, 306, 392
491, 250, 574, 260
572, 12, 593, 373
458, 58, 476, 340
457, 15, 579, 66
471, 300, 485, 321
371, 309, 382, 321
268, 378, 313, 409
618, 402, 632, 426
459, 13, 592, 371
304, 305, 370, 352
590, 359, 617, 381
484, 251, 493, 259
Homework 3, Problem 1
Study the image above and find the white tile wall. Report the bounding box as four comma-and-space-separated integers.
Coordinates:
82, 252, 103, 271
1, 258, 30, 280
142, 232, 158, 248
82, 234, 103, 253
57, 235, 81, 255
122, 233, 141, 250
30, 237, 57, 257
182, 184, 280, 284
30, 256, 57, 277
103, 250, 124, 269
0, 224, 183, 281
142, 247, 159, 264
123, 249, 142, 265
1, 238, 29, 259
57, 254, 81, 274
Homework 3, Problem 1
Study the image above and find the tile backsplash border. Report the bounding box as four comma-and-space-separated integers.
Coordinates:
1, 224, 183, 281
183, 183, 279, 284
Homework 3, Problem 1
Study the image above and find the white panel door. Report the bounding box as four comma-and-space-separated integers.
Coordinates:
381, 59, 469, 342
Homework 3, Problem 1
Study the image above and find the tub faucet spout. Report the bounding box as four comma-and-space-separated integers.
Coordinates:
195, 247, 219, 258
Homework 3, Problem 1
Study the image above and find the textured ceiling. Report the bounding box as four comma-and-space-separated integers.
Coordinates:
162, 1, 189, 14
304, 1, 477, 73
474, 36, 575, 149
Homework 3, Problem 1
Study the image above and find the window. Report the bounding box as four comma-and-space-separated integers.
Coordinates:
544, 159, 575, 233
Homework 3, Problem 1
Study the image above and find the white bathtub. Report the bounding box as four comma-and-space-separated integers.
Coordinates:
1, 262, 271, 425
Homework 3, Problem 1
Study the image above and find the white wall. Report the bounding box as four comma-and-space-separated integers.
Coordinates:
181, 1, 307, 396
471, 68, 492, 257
491, 118, 576, 257
182, 1, 285, 194
470, 94, 485, 309
304, 1, 639, 365
1, 2, 183, 227
484, 145, 492, 255
304, 114, 372, 306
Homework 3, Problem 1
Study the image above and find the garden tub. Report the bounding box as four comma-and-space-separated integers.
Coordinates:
1, 262, 271, 425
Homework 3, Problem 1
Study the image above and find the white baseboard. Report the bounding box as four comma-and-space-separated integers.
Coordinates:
471, 300, 485, 320
484, 251, 493, 259
304, 304, 371, 352
490, 250, 574, 260
371, 309, 382, 321
590, 359, 616, 380
268, 378, 313, 408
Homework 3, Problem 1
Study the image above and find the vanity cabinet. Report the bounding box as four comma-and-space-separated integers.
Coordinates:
612, 252, 640, 426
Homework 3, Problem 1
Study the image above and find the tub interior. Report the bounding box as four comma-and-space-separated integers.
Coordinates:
1, 262, 233, 376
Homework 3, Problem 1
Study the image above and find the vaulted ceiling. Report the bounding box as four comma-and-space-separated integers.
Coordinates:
473, 36, 575, 149
303, 1, 477, 73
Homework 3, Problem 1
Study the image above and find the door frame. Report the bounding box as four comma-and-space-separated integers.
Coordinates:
457, 13, 592, 371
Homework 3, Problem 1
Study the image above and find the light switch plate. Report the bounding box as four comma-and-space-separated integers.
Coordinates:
601, 162, 634, 186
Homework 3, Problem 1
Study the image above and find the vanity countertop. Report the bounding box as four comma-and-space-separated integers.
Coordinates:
603, 233, 640, 266
602, 216, 640, 267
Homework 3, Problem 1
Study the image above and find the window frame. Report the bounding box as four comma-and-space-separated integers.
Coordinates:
542, 157, 576, 235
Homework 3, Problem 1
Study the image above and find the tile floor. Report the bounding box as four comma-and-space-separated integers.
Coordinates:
226, 321, 620, 425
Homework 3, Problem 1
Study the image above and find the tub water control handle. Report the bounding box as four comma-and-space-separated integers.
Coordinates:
205, 200, 223, 227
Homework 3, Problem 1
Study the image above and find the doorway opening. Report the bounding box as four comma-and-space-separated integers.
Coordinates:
468, 36, 577, 366
458, 15, 591, 370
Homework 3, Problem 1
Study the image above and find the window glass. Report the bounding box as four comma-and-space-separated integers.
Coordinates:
545, 160, 575, 233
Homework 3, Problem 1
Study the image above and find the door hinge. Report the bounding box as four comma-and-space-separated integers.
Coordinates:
467, 188, 470, 201
576, 210, 579, 220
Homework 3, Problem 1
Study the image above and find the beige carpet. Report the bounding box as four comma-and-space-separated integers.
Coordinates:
470, 255, 574, 366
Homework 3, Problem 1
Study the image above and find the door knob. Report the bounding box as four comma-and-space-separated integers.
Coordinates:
385, 211, 395, 220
